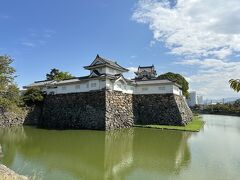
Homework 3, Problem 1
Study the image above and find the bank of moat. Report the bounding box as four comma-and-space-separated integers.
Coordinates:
24, 55, 192, 130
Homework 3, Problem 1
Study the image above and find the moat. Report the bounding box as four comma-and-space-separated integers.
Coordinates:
0, 114, 240, 180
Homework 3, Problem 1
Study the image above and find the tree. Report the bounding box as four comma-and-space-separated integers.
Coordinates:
0, 56, 21, 110
158, 72, 189, 97
4, 85, 21, 105
0, 55, 15, 91
234, 99, 240, 107
229, 79, 240, 92
46, 68, 74, 81
22, 87, 44, 105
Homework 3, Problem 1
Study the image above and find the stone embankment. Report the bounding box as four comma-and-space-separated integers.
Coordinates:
0, 90, 192, 130
0, 164, 28, 180
0, 105, 42, 127
105, 91, 134, 130
0, 108, 26, 128
40, 91, 106, 130
133, 94, 192, 126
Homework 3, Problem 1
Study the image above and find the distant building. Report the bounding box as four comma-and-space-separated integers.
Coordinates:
197, 95, 204, 105
187, 91, 203, 107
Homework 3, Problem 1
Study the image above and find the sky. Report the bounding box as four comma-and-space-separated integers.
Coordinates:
0, 0, 240, 99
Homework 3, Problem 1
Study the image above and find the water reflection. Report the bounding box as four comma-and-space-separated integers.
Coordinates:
0, 127, 27, 166
133, 129, 191, 176
104, 129, 134, 179
0, 144, 3, 160
0, 126, 192, 179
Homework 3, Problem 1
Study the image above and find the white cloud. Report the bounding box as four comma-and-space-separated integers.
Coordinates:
133, 0, 240, 59
127, 67, 138, 72
0, 14, 9, 19
43, 29, 56, 38
175, 59, 240, 98
132, 0, 240, 98
125, 67, 138, 79
150, 40, 156, 47
21, 42, 36, 47
19, 29, 56, 48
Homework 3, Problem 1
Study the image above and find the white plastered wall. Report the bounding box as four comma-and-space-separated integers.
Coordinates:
41, 79, 181, 96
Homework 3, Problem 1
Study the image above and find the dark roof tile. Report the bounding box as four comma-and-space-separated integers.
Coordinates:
85, 55, 129, 72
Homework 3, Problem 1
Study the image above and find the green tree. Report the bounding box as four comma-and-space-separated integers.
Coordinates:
234, 99, 240, 107
22, 87, 44, 105
0, 55, 15, 91
229, 79, 240, 92
4, 85, 21, 105
0, 56, 21, 110
46, 68, 74, 81
158, 72, 189, 97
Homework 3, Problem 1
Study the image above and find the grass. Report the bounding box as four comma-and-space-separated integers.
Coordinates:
134, 116, 205, 132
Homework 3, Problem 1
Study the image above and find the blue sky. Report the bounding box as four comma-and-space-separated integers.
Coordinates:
0, 0, 240, 99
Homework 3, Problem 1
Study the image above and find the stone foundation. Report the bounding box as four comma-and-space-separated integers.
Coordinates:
40, 91, 106, 130
23, 90, 192, 130
133, 94, 192, 126
174, 95, 193, 125
24, 105, 42, 126
0, 107, 27, 127
0, 164, 28, 180
105, 91, 134, 130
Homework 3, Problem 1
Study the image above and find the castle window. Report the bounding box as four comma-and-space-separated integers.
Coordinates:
86, 83, 89, 88
142, 87, 148, 91
62, 86, 66, 91
91, 83, 97, 88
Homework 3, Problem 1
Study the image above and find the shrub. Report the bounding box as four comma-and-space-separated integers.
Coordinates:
22, 87, 44, 106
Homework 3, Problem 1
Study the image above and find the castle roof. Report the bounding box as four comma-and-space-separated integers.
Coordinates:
84, 55, 129, 72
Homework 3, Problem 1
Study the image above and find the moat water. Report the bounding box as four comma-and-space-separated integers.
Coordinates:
0, 114, 240, 180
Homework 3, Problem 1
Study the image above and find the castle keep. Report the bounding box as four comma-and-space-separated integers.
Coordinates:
24, 55, 192, 130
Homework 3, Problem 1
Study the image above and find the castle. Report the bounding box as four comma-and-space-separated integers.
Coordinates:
24, 55, 192, 130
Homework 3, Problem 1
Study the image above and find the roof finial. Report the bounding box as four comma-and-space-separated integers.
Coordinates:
96, 54, 100, 58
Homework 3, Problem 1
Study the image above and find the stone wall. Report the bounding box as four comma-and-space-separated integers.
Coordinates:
0, 107, 27, 127
24, 105, 42, 126
7, 90, 192, 130
0, 164, 28, 180
40, 91, 106, 130
0, 106, 43, 127
38, 91, 135, 130
105, 91, 134, 130
174, 95, 193, 125
133, 94, 192, 126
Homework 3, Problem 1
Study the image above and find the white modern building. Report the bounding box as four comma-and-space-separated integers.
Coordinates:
187, 91, 203, 107
24, 55, 183, 96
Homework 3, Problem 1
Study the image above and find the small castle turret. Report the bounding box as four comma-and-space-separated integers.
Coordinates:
135, 65, 157, 80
